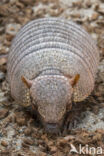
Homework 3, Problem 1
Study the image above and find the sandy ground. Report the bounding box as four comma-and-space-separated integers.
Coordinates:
0, 0, 104, 155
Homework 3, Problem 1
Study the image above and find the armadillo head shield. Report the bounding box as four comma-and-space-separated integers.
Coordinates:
21, 74, 79, 133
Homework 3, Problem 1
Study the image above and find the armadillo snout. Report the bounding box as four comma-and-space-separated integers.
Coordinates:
45, 123, 60, 134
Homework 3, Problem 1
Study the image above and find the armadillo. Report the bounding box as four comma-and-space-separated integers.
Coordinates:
7, 18, 99, 133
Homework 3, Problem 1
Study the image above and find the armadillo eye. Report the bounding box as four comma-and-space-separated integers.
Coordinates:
66, 102, 72, 111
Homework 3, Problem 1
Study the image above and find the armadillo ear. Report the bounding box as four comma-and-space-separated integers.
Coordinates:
21, 76, 32, 89
70, 74, 80, 87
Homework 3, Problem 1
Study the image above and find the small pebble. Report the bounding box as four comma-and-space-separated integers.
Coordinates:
24, 127, 32, 136
22, 142, 30, 148
6, 23, 21, 36
16, 117, 26, 126
36, 151, 47, 156
0, 108, 9, 119
98, 4, 104, 14
1, 140, 8, 147
50, 146, 57, 153
23, 138, 34, 145
89, 12, 99, 21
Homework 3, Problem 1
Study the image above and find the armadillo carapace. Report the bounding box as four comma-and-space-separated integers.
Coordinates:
7, 18, 99, 133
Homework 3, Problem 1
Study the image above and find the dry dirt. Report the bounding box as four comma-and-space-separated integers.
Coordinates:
0, 0, 104, 156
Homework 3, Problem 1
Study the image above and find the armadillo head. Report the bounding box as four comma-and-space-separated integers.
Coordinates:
21, 74, 79, 133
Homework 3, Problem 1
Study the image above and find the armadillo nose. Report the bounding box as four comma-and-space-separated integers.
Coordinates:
45, 123, 60, 134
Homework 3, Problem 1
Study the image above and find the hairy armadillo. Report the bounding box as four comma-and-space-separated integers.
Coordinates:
7, 18, 99, 133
